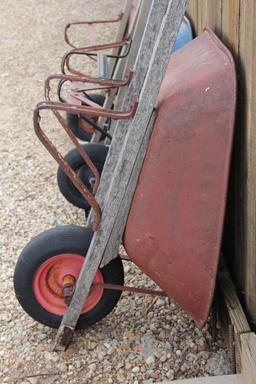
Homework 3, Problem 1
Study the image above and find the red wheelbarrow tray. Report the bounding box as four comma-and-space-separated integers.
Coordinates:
124, 27, 237, 328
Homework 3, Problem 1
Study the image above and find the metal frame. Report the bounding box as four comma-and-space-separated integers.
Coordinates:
34, 74, 137, 230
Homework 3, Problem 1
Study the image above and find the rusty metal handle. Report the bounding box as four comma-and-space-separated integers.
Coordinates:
64, 13, 123, 49
37, 98, 138, 120
33, 105, 102, 231
33, 97, 138, 230
57, 79, 117, 104
45, 71, 133, 104
61, 40, 128, 76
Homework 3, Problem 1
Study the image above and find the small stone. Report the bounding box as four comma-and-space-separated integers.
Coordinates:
132, 366, 140, 373
123, 331, 135, 338
166, 369, 175, 380
149, 324, 157, 332
160, 353, 168, 363
88, 342, 97, 350
37, 333, 47, 340
98, 351, 106, 360
56, 362, 67, 372
117, 373, 125, 383
88, 363, 96, 371
145, 355, 155, 366
107, 347, 115, 355
116, 362, 125, 370
44, 351, 59, 362
151, 372, 159, 380
124, 264, 131, 273
158, 331, 165, 340
156, 298, 165, 306
120, 343, 130, 350
74, 360, 81, 369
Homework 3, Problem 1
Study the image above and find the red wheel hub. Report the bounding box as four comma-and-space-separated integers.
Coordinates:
33, 254, 104, 315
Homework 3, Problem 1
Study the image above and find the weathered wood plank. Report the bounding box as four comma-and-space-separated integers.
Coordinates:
196, 0, 206, 33
218, 260, 250, 335
218, 259, 250, 372
195, 0, 222, 35
186, 0, 199, 34
221, 0, 240, 53
220, 0, 241, 302
240, 332, 256, 384
206, 0, 222, 35
238, 0, 256, 321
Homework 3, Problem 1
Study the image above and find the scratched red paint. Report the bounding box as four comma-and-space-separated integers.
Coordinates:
124, 28, 236, 327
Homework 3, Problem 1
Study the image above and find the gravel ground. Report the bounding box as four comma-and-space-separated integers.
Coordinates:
0, 1, 231, 383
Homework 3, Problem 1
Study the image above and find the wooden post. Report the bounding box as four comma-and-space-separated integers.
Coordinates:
186, 0, 256, 341
53, 0, 188, 350
238, 0, 256, 325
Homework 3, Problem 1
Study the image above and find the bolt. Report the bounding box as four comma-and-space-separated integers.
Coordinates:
62, 275, 76, 305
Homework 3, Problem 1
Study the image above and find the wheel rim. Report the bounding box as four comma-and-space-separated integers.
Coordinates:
33, 254, 104, 316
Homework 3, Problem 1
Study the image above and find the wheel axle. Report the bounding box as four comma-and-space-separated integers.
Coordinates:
62, 274, 76, 305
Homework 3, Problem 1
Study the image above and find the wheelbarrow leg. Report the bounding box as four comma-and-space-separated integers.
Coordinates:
53, 0, 188, 351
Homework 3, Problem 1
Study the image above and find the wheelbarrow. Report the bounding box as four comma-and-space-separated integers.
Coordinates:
13, 28, 236, 331
54, 14, 194, 210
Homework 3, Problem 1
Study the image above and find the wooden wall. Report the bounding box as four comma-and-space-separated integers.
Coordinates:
186, 0, 256, 325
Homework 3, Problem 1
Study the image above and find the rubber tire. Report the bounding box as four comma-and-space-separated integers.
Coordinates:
14, 226, 124, 329
66, 93, 105, 141
57, 143, 108, 210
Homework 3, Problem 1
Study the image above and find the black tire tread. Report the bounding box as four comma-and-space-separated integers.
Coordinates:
57, 143, 108, 210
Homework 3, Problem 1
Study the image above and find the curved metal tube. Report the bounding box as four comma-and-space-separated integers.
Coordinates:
33, 106, 101, 231
61, 40, 128, 76
64, 13, 123, 49
45, 71, 133, 102
33, 97, 138, 230
37, 98, 138, 120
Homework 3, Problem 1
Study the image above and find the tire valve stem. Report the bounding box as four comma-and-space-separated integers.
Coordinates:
62, 275, 76, 306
